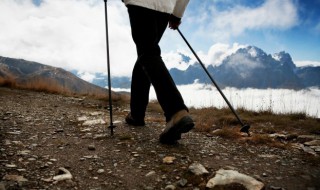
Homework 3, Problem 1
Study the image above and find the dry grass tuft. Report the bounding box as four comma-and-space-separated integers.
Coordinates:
248, 134, 274, 145
212, 127, 243, 140
244, 134, 287, 148
24, 78, 72, 95
0, 76, 128, 102
0, 76, 18, 88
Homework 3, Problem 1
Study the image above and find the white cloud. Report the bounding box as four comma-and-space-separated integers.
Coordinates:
2, 0, 317, 79
0, 0, 135, 76
196, 43, 246, 67
77, 71, 96, 83
162, 43, 246, 70
192, 0, 299, 41
294, 60, 320, 67
162, 51, 189, 70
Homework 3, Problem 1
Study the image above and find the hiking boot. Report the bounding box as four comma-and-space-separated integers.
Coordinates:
159, 110, 194, 144
125, 113, 145, 126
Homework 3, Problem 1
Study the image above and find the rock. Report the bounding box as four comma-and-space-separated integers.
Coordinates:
93, 134, 108, 140
297, 135, 320, 141
206, 169, 264, 190
165, 184, 176, 190
83, 119, 106, 126
97, 169, 105, 174
302, 146, 317, 156
177, 178, 188, 187
314, 146, 320, 152
268, 185, 284, 190
53, 167, 73, 181
90, 111, 103, 116
3, 174, 28, 182
88, 144, 96, 151
77, 116, 88, 121
163, 156, 175, 164
5, 164, 17, 168
304, 140, 320, 146
188, 163, 209, 176
145, 171, 156, 177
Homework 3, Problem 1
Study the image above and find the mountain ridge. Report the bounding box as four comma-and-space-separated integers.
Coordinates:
0, 56, 116, 97
1, 45, 319, 90
75, 46, 319, 89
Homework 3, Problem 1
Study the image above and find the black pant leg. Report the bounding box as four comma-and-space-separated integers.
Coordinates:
127, 5, 188, 121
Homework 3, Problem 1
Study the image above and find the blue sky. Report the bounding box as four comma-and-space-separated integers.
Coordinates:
181, 0, 320, 63
0, 0, 319, 78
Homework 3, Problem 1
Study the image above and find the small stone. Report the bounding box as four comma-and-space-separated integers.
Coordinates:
178, 178, 188, 187
83, 119, 106, 126
188, 163, 209, 175
165, 184, 176, 190
163, 156, 175, 164
17, 150, 31, 156
5, 164, 17, 168
269, 186, 284, 190
88, 145, 96, 151
53, 167, 73, 181
304, 140, 320, 146
206, 169, 264, 190
28, 158, 36, 161
55, 129, 64, 133
97, 169, 105, 174
145, 171, 156, 177
77, 116, 87, 121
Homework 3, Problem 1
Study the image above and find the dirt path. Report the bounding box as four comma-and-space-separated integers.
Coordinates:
0, 87, 319, 190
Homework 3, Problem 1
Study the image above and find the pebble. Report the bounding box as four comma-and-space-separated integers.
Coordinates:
97, 169, 105, 174
163, 156, 175, 164
188, 163, 209, 175
165, 184, 176, 190
88, 145, 96, 151
178, 178, 188, 187
145, 171, 156, 177
5, 164, 17, 168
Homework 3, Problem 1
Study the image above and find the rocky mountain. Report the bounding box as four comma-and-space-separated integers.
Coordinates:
295, 66, 320, 87
73, 46, 319, 90
0, 56, 111, 96
2, 45, 319, 91
170, 46, 319, 89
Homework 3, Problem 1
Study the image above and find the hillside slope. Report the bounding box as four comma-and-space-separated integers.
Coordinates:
1, 87, 319, 190
0, 56, 114, 97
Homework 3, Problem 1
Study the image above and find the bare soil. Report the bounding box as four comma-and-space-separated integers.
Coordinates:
0, 87, 319, 190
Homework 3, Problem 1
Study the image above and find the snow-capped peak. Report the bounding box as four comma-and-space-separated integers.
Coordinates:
272, 53, 281, 61
248, 46, 258, 57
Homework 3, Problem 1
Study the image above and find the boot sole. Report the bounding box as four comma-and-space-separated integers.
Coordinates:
159, 116, 194, 144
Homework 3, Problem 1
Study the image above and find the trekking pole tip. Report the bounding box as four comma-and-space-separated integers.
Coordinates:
108, 124, 116, 136
240, 124, 250, 137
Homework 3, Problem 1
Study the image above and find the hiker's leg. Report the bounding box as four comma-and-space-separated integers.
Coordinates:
127, 5, 188, 122
129, 61, 150, 121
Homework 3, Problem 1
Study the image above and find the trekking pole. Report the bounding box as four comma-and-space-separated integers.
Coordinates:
103, 0, 115, 136
177, 28, 250, 136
